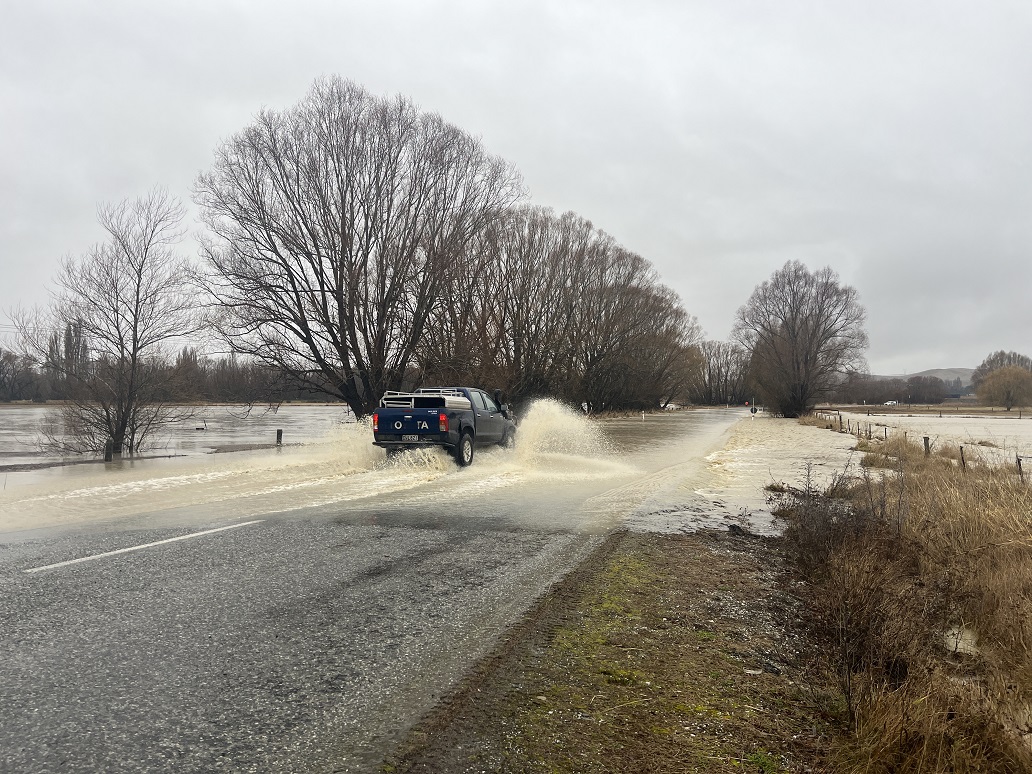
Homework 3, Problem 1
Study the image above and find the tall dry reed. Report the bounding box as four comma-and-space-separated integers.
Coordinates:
779, 428, 1032, 772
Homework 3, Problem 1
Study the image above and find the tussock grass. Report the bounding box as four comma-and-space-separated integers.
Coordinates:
777, 429, 1032, 771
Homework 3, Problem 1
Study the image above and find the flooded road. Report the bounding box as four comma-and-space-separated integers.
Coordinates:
0, 405, 855, 772
1, 402, 743, 536
1, 402, 856, 538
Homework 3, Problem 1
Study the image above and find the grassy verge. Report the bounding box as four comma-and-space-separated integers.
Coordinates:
775, 422, 1032, 772
389, 422, 1031, 773
388, 532, 837, 773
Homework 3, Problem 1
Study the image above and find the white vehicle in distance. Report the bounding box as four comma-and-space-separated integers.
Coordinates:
884, 400, 898, 405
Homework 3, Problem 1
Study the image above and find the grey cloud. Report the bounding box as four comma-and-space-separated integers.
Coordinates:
2, 0, 1030, 372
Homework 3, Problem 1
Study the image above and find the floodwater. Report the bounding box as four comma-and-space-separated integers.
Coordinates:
0, 403, 856, 537
839, 409, 1032, 466
0, 403, 351, 468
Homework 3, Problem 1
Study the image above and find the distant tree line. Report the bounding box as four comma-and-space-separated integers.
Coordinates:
413, 205, 701, 412
0, 341, 315, 407
831, 373, 953, 405
7, 76, 705, 454
193, 76, 700, 416
33, 75, 1025, 443
685, 340, 749, 406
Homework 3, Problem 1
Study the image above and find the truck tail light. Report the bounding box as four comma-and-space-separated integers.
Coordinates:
439, 412, 448, 433
372, 412, 379, 432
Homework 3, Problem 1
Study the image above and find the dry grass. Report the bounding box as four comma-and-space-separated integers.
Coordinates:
389, 533, 836, 773
777, 426, 1032, 772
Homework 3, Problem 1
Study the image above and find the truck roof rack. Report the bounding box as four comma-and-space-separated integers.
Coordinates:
380, 389, 472, 410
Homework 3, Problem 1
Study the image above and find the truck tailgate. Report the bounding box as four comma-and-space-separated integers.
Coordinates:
376, 408, 443, 439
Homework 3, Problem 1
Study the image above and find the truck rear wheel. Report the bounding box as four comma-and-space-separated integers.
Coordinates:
453, 432, 474, 467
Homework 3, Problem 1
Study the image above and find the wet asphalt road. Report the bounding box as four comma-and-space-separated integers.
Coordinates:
0, 510, 600, 772
0, 409, 744, 772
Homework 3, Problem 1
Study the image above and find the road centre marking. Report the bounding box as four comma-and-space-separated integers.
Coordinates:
23, 520, 265, 574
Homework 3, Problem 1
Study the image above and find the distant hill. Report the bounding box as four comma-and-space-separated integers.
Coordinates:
870, 368, 975, 387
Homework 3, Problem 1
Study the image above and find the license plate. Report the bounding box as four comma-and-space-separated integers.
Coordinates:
401, 434, 419, 442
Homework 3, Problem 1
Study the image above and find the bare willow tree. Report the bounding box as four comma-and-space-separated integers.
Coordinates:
15, 189, 196, 454
971, 350, 1032, 388
733, 260, 867, 417
689, 340, 750, 405
194, 76, 523, 416
417, 204, 700, 411
0, 347, 35, 401
420, 206, 589, 401
977, 365, 1032, 410
569, 239, 697, 412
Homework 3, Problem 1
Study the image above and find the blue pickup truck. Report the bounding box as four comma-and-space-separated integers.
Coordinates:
371, 387, 517, 466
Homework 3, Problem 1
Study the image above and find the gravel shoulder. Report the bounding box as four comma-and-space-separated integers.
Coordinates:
386, 529, 836, 773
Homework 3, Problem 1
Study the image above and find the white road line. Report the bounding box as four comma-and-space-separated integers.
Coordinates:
23, 520, 265, 574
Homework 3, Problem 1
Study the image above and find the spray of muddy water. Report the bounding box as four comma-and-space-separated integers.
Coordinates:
1, 403, 864, 537
372, 399, 636, 529
0, 400, 632, 534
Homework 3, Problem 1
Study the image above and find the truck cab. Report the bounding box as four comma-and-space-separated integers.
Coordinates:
371, 387, 516, 466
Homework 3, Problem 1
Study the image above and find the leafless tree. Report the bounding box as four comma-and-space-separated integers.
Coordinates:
490, 209, 597, 403
972, 350, 1032, 388
689, 340, 750, 405
194, 76, 523, 416
977, 365, 1032, 410
630, 288, 703, 409
570, 241, 667, 412
421, 206, 591, 402
15, 189, 196, 455
0, 347, 36, 401
733, 260, 867, 417
418, 204, 700, 411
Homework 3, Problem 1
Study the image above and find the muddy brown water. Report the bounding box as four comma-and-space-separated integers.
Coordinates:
1, 402, 856, 537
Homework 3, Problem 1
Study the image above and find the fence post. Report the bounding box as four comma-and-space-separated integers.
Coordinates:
839, 413, 843, 431
924, 436, 930, 456
960, 445, 966, 471
276, 429, 283, 446
1018, 455, 1024, 483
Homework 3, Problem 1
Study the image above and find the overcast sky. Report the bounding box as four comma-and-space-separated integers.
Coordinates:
2, 1, 1030, 374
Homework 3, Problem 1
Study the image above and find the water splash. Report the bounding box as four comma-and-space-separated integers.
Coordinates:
512, 399, 612, 462
0, 400, 639, 533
